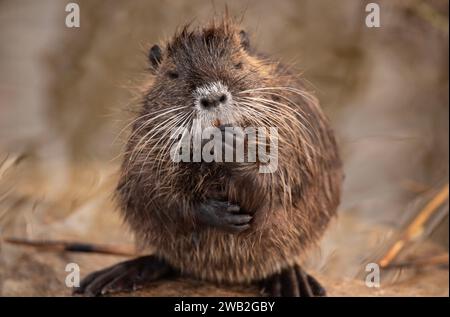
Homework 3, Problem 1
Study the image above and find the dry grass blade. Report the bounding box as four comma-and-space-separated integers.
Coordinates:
383, 253, 449, 270
379, 184, 449, 268
4, 237, 138, 257
0, 153, 27, 180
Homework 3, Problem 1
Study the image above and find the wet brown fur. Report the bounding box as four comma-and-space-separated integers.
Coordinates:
117, 18, 343, 284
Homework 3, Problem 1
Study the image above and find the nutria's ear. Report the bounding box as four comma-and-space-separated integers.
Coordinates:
239, 30, 250, 50
148, 45, 162, 70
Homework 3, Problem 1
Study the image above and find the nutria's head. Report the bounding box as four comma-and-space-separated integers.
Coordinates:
144, 20, 274, 129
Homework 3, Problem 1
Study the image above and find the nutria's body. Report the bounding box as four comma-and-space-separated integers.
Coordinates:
77, 18, 342, 297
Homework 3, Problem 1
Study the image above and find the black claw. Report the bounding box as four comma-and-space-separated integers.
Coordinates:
73, 255, 173, 297
306, 274, 327, 296
226, 223, 251, 234
295, 266, 314, 297
226, 214, 252, 225
282, 268, 300, 297
260, 265, 326, 297
226, 204, 241, 213
270, 273, 282, 297
101, 270, 136, 295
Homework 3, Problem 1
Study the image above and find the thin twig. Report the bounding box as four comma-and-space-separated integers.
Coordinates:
383, 253, 449, 270
379, 184, 449, 268
4, 237, 138, 257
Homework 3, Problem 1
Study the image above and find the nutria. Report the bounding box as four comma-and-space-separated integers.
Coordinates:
75, 17, 343, 297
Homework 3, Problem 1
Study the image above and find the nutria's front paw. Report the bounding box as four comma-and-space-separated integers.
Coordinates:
197, 199, 252, 233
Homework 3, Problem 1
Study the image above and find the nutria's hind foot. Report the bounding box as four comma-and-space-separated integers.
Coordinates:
260, 265, 326, 297
73, 255, 175, 297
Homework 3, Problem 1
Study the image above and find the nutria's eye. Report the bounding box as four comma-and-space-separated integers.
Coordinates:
167, 71, 179, 79
234, 62, 243, 69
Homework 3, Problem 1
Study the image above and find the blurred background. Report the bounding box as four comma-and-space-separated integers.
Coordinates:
0, 0, 448, 296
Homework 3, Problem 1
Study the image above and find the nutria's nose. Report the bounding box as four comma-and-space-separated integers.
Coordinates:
200, 93, 228, 109
194, 82, 231, 111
